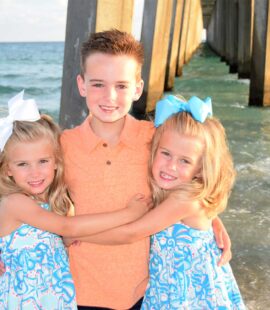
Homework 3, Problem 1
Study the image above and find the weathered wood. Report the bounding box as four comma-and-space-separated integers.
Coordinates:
206, 1, 217, 53
249, 0, 270, 106
135, 0, 173, 115
185, 0, 203, 63
238, 0, 254, 79
59, 0, 97, 129
230, 0, 239, 73
132, 0, 158, 117
165, 0, 184, 90
147, 0, 173, 112
176, 0, 190, 76
216, 0, 226, 58
96, 0, 134, 32
225, 0, 238, 73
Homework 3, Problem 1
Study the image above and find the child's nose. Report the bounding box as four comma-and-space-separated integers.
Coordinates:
167, 158, 177, 171
29, 165, 40, 177
106, 86, 117, 101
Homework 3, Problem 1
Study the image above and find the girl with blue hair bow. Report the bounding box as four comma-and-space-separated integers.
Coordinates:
0, 92, 151, 309
66, 95, 246, 309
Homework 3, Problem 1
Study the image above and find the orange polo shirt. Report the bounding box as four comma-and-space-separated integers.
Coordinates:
61, 114, 155, 309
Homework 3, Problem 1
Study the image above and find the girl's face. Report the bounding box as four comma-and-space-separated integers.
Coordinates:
6, 138, 57, 200
152, 129, 204, 190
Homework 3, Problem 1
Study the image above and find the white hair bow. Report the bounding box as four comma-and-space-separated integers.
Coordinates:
0, 90, 41, 151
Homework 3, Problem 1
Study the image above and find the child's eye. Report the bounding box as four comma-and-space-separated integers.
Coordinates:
161, 151, 170, 157
117, 84, 128, 90
179, 159, 190, 164
40, 159, 49, 164
92, 83, 104, 88
17, 162, 27, 167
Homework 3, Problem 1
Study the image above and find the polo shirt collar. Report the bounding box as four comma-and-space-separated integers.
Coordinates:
80, 116, 101, 152
80, 114, 140, 152
119, 114, 141, 149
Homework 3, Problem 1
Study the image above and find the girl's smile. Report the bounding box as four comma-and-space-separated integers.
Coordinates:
152, 129, 204, 190
6, 138, 57, 200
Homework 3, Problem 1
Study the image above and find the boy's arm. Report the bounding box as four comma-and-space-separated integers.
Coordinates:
212, 217, 232, 266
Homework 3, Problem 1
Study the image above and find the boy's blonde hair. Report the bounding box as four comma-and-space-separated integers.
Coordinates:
80, 29, 144, 80
149, 112, 236, 218
0, 115, 72, 215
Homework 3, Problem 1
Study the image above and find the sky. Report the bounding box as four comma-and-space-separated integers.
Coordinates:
0, 0, 68, 42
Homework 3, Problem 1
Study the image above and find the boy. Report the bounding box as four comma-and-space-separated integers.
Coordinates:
61, 29, 153, 309
61, 29, 231, 309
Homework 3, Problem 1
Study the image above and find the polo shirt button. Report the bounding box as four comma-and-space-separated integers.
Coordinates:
103, 143, 107, 147
106, 160, 111, 165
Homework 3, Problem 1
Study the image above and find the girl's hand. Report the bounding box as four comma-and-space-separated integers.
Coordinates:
63, 237, 81, 247
126, 193, 153, 221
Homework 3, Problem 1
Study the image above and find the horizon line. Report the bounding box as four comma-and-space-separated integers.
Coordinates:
0, 40, 65, 44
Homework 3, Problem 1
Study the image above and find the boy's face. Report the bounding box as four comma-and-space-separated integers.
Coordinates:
77, 53, 143, 125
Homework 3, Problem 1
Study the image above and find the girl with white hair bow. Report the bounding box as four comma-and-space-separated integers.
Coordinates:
0, 92, 151, 309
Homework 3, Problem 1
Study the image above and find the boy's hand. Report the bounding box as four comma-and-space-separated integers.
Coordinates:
212, 218, 232, 266
126, 193, 153, 221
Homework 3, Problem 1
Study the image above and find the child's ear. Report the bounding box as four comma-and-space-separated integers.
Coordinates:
6, 166, 13, 177
133, 79, 144, 101
193, 170, 202, 181
77, 74, 86, 97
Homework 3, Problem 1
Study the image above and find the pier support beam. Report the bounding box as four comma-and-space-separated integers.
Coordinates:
226, 0, 238, 73
59, 0, 97, 128
165, 0, 184, 91
238, 0, 254, 79
95, 0, 134, 33
249, 0, 270, 106
135, 0, 173, 115
184, 0, 203, 63
176, 0, 191, 77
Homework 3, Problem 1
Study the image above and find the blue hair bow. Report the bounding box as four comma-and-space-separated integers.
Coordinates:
154, 95, 212, 127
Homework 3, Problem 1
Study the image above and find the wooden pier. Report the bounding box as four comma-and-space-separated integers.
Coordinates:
60, 0, 270, 128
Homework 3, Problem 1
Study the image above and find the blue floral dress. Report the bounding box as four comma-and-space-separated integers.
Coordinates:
141, 222, 246, 310
0, 203, 77, 309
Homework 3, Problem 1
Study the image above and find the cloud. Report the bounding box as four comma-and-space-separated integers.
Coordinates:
0, 0, 68, 42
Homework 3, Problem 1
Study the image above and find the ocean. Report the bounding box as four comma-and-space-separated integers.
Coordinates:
0, 42, 269, 309
0, 42, 63, 119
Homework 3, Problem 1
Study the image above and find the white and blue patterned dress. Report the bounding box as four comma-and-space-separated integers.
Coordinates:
0, 203, 77, 310
141, 222, 246, 310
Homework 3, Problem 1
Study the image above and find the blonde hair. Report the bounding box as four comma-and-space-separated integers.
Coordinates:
149, 112, 236, 218
0, 115, 72, 215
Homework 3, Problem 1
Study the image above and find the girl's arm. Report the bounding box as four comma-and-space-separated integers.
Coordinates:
65, 195, 201, 245
3, 193, 151, 237
65, 199, 232, 266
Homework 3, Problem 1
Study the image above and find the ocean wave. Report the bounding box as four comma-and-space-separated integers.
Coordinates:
236, 157, 270, 175
0, 73, 23, 79
0, 85, 23, 95
0, 85, 61, 96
